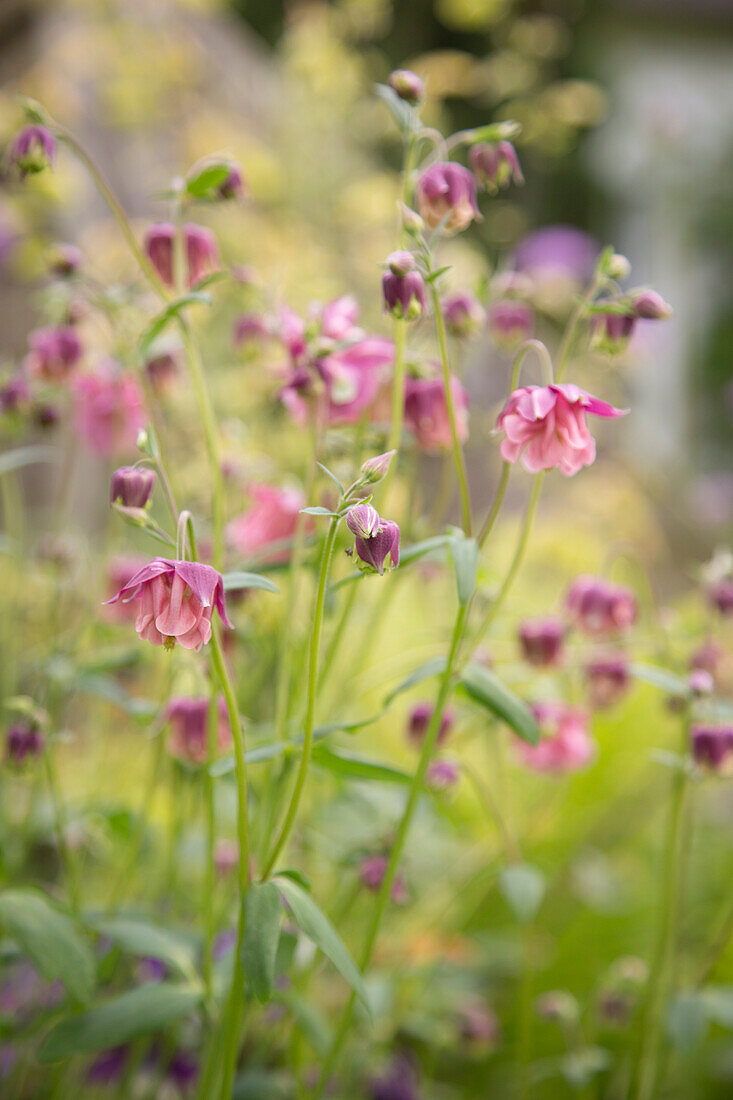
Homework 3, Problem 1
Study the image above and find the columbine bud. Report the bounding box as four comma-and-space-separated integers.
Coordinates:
388, 69, 425, 105
606, 253, 631, 281
217, 165, 247, 200
10, 125, 56, 178
407, 703, 454, 747
360, 450, 396, 484
585, 655, 630, 709
591, 310, 636, 355
5, 719, 44, 765
49, 243, 83, 278
632, 289, 673, 320
110, 465, 156, 509
518, 619, 564, 668
346, 503, 380, 539
144, 222, 219, 289
359, 854, 409, 904
470, 141, 523, 193
488, 299, 534, 350
426, 759, 460, 792
353, 518, 400, 575
566, 576, 637, 635
382, 252, 425, 320
416, 162, 480, 235
707, 578, 733, 616
398, 203, 424, 235
443, 290, 485, 338
691, 725, 733, 774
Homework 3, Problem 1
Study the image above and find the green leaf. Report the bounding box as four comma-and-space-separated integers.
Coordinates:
300, 506, 338, 517
0, 445, 57, 477
71, 674, 158, 721
499, 863, 546, 924
312, 744, 411, 785
462, 121, 521, 144
90, 917, 198, 982
448, 532, 479, 605
38, 982, 201, 1062
0, 889, 95, 1005
274, 877, 369, 1011
317, 462, 345, 494
223, 571, 279, 594
233, 1069, 293, 1099
241, 882, 281, 1003
459, 663, 540, 745
630, 663, 688, 697
274, 989, 332, 1056
186, 163, 230, 198
667, 993, 708, 1050
139, 292, 212, 356
383, 656, 447, 707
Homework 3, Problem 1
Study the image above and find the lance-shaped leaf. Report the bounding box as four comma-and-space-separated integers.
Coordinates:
383, 656, 447, 707
499, 863, 546, 924
223, 571, 279, 594
241, 882, 281, 1003
0, 889, 95, 1006
90, 917, 198, 982
139, 292, 212, 356
459, 663, 540, 745
448, 531, 479, 605
312, 744, 411, 785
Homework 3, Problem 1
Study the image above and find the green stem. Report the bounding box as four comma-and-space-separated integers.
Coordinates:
313, 603, 469, 1098
518, 924, 535, 1100
202, 688, 218, 1006
262, 517, 340, 879
430, 284, 472, 536
478, 461, 511, 548
43, 743, 81, 915
555, 272, 604, 384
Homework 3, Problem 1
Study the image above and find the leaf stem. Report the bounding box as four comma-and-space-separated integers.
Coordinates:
430, 283, 472, 536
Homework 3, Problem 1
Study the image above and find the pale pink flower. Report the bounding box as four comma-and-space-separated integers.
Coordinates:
404, 374, 469, 453
517, 702, 595, 773
104, 558, 231, 651
319, 294, 362, 342
416, 162, 480, 235
73, 362, 145, 455
497, 383, 627, 476
281, 337, 393, 426
25, 326, 82, 382
226, 484, 305, 563
104, 555, 149, 623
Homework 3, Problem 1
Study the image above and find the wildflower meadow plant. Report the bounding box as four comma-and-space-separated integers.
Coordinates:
0, 59, 729, 1100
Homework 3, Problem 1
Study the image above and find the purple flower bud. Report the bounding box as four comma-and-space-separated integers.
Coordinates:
110, 466, 155, 509
360, 450, 396, 484
359, 855, 408, 905
689, 669, 714, 697
0, 373, 31, 415
5, 720, 44, 764
566, 576, 637, 636
346, 503, 380, 539
416, 162, 481, 235
33, 402, 60, 429
690, 639, 722, 677
145, 349, 180, 392
49, 243, 83, 277
585, 655, 630, 709
144, 222, 219, 289
382, 254, 425, 320
632, 289, 673, 320
86, 1046, 129, 1085
166, 1048, 199, 1090
398, 203, 424, 235
708, 578, 733, 616
488, 299, 534, 350
407, 702, 454, 747
217, 164, 247, 200
388, 69, 425, 105
233, 312, 269, 347
10, 125, 56, 178
591, 310, 636, 355
470, 141, 524, 193
426, 759, 460, 791
442, 290, 485, 338
354, 518, 400, 575
387, 251, 416, 277
691, 725, 733, 773
606, 254, 631, 281
518, 619, 565, 668
25, 325, 82, 382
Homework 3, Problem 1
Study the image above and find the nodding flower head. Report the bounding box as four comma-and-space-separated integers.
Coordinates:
470, 141, 523, 193
165, 696, 232, 765
591, 310, 636, 355
426, 759, 460, 792
631, 289, 673, 320
352, 516, 400, 575
488, 299, 534, 350
73, 361, 146, 456
565, 575, 638, 636
416, 162, 480, 235
407, 702, 455, 747
5, 720, 44, 765
110, 465, 155, 509
25, 325, 82, 382
346, 503, 380, 539
585, 654, 631, 709
382, 252, 425, 320
10, 125, 56, 178
691, 725, 733, 774
707, 577, 733, 617
443, 290, 485, 338
359, 855, 409, 905
518, 619, 565, 668
104, 558, 231, 652
360, 450, 396, 485
217, 164, 247, 200
518, 702, 595, 774
388, 68, 425, 105
144, 222, 219, 289
497, 383, 627, 477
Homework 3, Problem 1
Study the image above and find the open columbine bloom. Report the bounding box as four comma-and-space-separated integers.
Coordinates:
565, 575, 637, 635
73, 362, 145, 455
497, 383, 627, 476
416, 162, 480, 235
144, 222, 219, 289
518, 702, 595, 773
104, 558, 231, 651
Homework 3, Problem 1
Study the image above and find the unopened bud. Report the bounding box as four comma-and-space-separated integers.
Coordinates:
387, 69, 425, 105
360, 451, 396, 484
607, 253, 631, 281
346, 503, 380, 539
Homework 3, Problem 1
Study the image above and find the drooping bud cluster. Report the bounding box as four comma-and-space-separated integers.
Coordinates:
518, 619, 565, 668
345, 504, 400, 575
381, 251, 425, 321
591, 289, 673, 355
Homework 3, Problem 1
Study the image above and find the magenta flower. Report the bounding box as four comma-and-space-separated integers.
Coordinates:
104, 558, 232, 651
49, 243, 83, 277
388, 68, 425, 104
691, 725, 733, 774
143, 222, 219, 289
416, 162, 481, 235
10, 125, 55, 177
319, 294, 362, 343
165, 696, 232, 764
346, 503, 380, 539
217, 165, 247, 200
585, 654, 630, 709
5, 720, 44, 765
565, 575, 637, 635
708, 578, 733, 617
632, 290, 673, 320
404, 374, 469, 453
591, 311, 636, 355
233, 313, 270, 348
359, 854, 408, 905
353, 516, 400, 575
488, 299, 534, 350
382, 252, 425, 320
518, 619, 565, 668
518, 702, 595, 773
426, 759, 460, 791
282, 337, 394, 426
497, 383, 627, 476
443, 290, 485, 338
470, 141, 524, 193
227, 483, 305, 564
407, 702, 455, 747
0, 373, 31, 415
73, 362, 145, 455
110, 466, 155, 509
25, 325, 82, 382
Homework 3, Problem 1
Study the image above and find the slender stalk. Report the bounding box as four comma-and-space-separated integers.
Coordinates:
518, 924, 535, 1100
430, 283, 472, 535
262, 517, 340, 879
202, 688, 218, 1005
313, 603, 468, 1098
43, 743, 81, 915
555, 272, 604, 383
478, 461, 511, 548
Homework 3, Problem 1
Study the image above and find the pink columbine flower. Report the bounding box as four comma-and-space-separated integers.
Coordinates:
5, 720, 44, 765
470, 141, 524, 193
443, 290, 485, 338
351, 509, 400, 575
25, 325, 82, 382
10, 125, 56, 178
691, 725, 733, 774
426, 759, 460, 791
497, 383, 627, 476
110, 466, 155, 509
407, 702, 455, 747
143, 222, 219, 289
319, 294, 363, 343
226, 484, 305, 564
165, 696, 232, 764
233, 313, 270, 348
0, 373, 31, 416
518, 702, 595, 773
404, 374, 469, 453
282, 337, 394, 426
382, 252, 425, 320
104, 555, 149, 623
585, 654, 631, 709
104, 558, 232, 651
388, 68, 425, 104
416, 162, 481, 235
518, 619, 565, 668
689, 669, 714, 697
488, 299, 534, 350
73, 362, 145, 455
565, 575, 638, 635
591, 310, 636, 355
359, 854, 409, 905
708, 578, 733, 617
